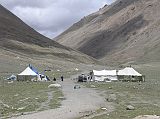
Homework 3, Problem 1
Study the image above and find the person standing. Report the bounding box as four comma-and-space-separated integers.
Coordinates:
61, 75, 64, 81
53, 77, 56, 81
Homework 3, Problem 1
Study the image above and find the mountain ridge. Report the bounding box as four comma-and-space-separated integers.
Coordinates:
0, 4, 99, 73
56, 0, 160, 65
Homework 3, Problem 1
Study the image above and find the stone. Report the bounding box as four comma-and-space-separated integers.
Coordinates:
109, 87, 112, 89
74, 85, 81, 89
58, 97, 66, 100
90, 85, 96, 88
126, 105, 135, 110
48, 84, 61, 88
106, 94, 117, 102
101, 107, 107, 111
133, 115, 160, 119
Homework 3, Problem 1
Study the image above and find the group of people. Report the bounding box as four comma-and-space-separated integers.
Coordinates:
53, 75, 63, 81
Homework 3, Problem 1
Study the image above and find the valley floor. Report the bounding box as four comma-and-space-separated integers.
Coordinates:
11, 78, 113, 119
1, 62, 160, 119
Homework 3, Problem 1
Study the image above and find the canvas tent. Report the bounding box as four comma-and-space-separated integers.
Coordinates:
91, 70, 118, 82
91, 67, 144, 82
117, 67, 143, 82
18, 67, 38, 76
17, 65, 38, 81
118, 67, 142, 76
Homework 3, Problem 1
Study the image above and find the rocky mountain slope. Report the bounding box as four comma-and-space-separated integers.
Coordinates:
0, 4, 97, 74
56, 0, 160, 65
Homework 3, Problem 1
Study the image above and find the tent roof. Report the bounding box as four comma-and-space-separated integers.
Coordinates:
118, 67, 142, 76
93, 70, 117, 76
18, 67, 38, 76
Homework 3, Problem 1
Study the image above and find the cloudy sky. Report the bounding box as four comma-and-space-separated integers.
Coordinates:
0, 0, 115, 38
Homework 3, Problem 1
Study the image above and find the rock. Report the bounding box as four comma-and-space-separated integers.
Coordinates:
75, 68, 79, 71
126, 105, 135, 110
133, 86, 137, 89
3, 104, 10, 108
7, 81, 13, 84
14, 94, 19, 97
85, 114, 89, 117
133, 115, 160, 119
90, 85, 96, 88
48, 84, 61, 88
58, 97, 66, 100
101, 107, 107, 111
106, 94, 116, 102
74, 85, 81, 89
19, 98, 29, 102
17, 106, 26, 111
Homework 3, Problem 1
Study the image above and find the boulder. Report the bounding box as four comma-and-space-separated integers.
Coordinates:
17, 106, 26, 111
101, 107, 108, 111
126, 105, 135, 110
7, 81, 13, 84
74, 85, 81, 89
58, 97, 66, 100
90, 85, 96, 88
48, 84, 61, 88
133, 115, 160, 119
106, 94, 116, 102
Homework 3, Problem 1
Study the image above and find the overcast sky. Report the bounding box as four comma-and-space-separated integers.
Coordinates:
0, 0, 115, 38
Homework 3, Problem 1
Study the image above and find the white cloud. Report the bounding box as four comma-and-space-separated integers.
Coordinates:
0, 0, 115, 38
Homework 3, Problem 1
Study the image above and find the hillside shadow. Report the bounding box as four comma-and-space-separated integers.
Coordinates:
78, 14, 148, 59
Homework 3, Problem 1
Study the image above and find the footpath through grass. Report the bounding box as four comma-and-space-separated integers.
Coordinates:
0, 81, 63, 118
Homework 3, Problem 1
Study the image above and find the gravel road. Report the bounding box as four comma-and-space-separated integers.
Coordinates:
11, 79, 111, 119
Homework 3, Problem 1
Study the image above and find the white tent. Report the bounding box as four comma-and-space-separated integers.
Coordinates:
93, 70, 117, 76
17, 66, 38, 81
18, 67, 38, 76
92, 70, 118, 82
118, 67, 142, 76
91, 67, 143, 82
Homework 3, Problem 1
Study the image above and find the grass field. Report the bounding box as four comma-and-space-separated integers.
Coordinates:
84, 63, 160, 119
0, 81, 63, 118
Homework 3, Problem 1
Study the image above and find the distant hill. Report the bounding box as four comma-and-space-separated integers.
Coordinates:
56, 0, 160, 65
0, 4, 98, 73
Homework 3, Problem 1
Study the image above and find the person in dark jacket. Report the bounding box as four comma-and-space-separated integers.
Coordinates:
53, 77, 56, 81
61, 76, 64, 81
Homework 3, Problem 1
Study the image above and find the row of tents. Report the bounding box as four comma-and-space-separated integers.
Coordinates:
8, 64, 49, 81
90, 67, 144, 82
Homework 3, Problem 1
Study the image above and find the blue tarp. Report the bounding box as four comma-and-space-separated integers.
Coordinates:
29, 64, 39, 74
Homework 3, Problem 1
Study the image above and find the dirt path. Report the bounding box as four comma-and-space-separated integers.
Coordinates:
36, 91, 54, 111
11, 79, 112, 119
